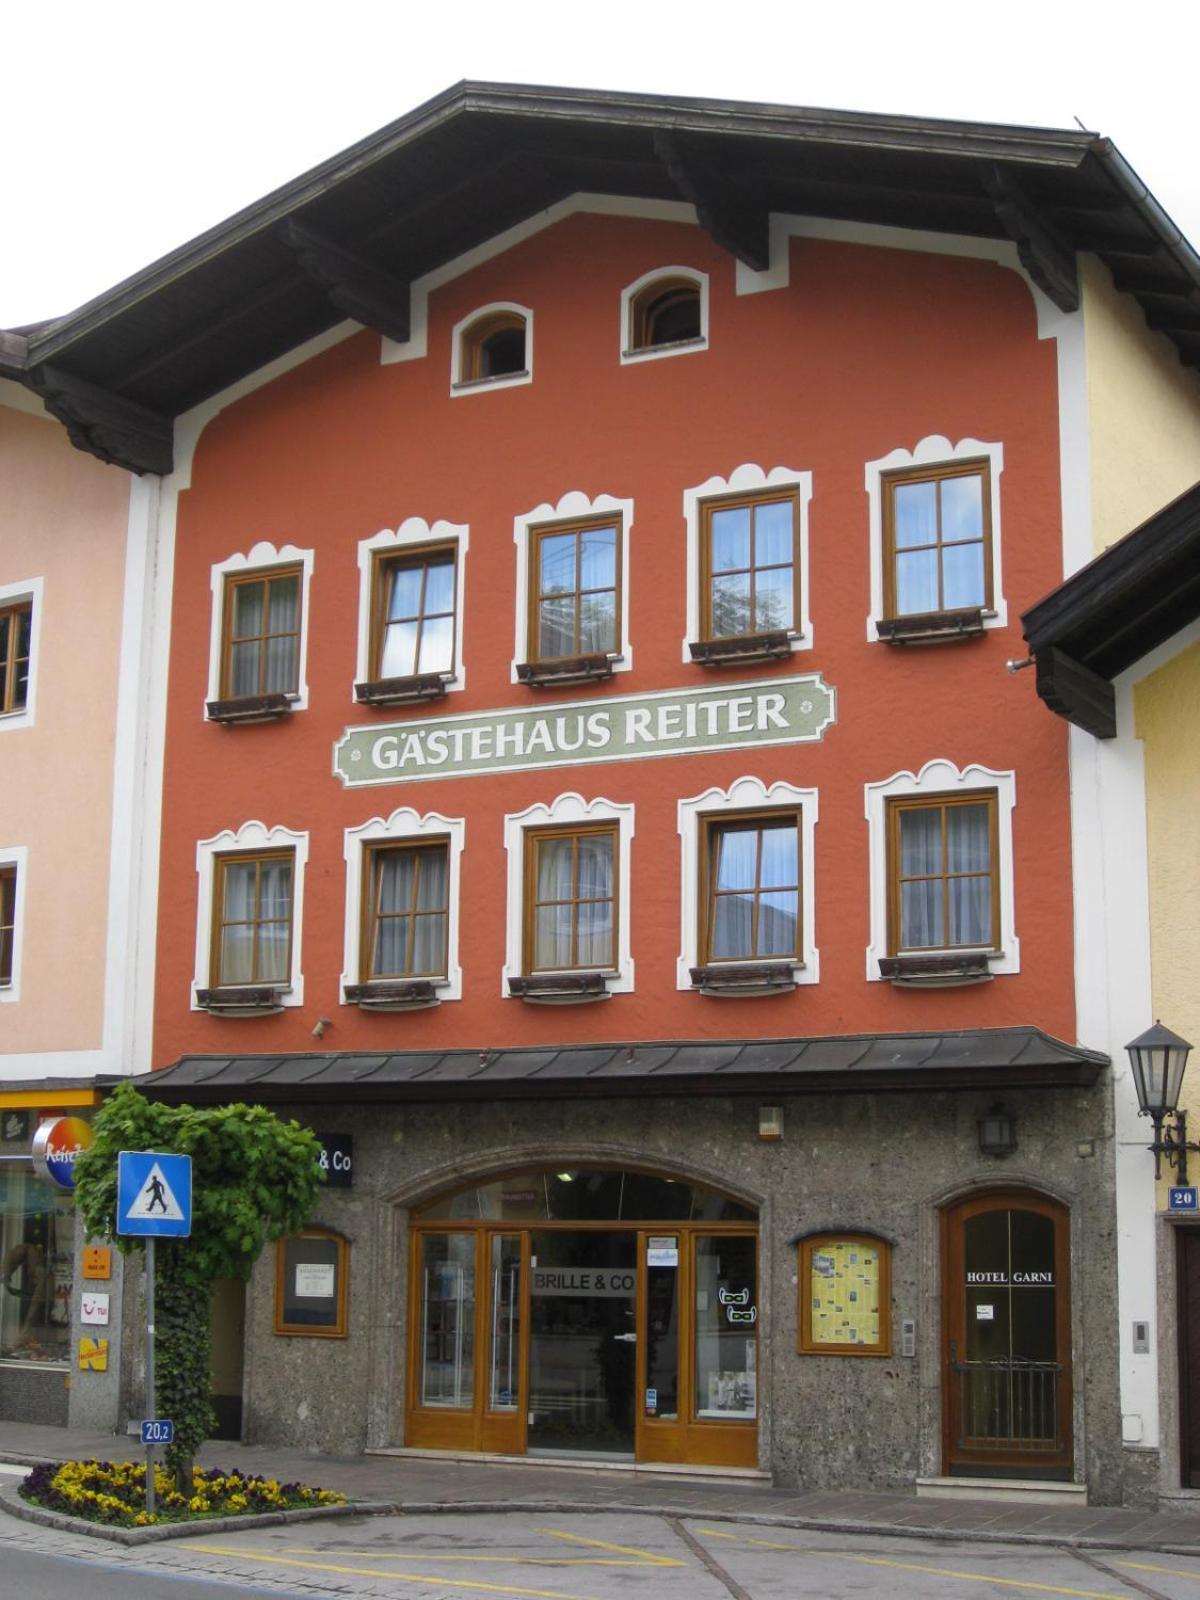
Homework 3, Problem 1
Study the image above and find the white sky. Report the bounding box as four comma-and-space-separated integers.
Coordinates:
3, 0, 1198, 329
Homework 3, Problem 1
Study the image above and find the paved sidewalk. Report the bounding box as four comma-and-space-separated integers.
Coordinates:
4, 1419, 1200, 1555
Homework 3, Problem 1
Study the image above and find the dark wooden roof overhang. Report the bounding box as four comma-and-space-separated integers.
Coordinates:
5, 82, 1200, 475
131, 1027, 1106, 1108
1021, 479, 1200, 738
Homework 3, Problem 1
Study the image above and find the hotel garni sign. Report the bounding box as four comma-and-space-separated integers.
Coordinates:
334, 674, 836, 787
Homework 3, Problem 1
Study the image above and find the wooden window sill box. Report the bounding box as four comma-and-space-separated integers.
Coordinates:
878, 951, 994, 987
196, 985, 289, 1015
508, 971, 612, 1004
876, 608, 985, 645
452, 369, 530, 392
689, 631, 794, 667
343, 980, 442, 1011
516, 653, 616, 688
689, 961, 799, 996
623, 335, 707, 360
354, 673, 451, 707
206, 692, 294, 724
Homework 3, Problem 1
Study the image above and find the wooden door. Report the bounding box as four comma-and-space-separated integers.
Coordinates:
1177, 1229, 1200, 1486
943, 1191, 1072, 1478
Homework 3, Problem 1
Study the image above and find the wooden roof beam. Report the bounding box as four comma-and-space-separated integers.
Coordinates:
984, 165, 1079, 312
281, 219, 411, 343
29, 364, 173, 476
1034, 645, 1116, 739
654, 130, 770, 270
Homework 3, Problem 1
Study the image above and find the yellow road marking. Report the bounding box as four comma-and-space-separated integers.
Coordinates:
1121, 1557, 1200, 1580
696, 1528, 1128, 1600
544, 1528, 683, 1566
275, 1544, 661, 1568
187, 1544, 592, 1599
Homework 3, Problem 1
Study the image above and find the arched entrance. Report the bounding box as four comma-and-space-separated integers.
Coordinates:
407, 1166, 759, 1468
941, 1189, 1072, 1478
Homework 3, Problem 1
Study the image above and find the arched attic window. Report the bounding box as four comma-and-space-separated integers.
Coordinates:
453, 304, 532, 391
622, 270, 708, 363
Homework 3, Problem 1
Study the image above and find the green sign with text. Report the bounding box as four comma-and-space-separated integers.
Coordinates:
333, 674, 835, 787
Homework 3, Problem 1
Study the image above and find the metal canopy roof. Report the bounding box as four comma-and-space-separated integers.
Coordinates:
3, 81, 1200, 475
1021, 479, 1200, 738
136, 1027, 1106, 1106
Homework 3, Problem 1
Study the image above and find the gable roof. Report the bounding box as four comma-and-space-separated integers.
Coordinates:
4, 80, 1200, 474
1021, 479, 1200, 737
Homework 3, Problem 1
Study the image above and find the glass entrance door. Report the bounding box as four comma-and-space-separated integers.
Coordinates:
528, 1230, 636, 1456
943, 1191, 1072, 1477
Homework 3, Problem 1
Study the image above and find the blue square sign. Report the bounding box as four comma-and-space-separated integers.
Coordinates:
117, 1151, 193, 1237
1169, 1187, 1198, 1213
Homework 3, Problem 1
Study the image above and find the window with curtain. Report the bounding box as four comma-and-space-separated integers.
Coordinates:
883, 461, 991, 619
0, 602, 32, 715
524, 825, 616, 972
887, 793, 998, 953
702, 814, 800, 963
221, 567, 302, 698
529, 520, 620, 662
363, 841, 449, 980
373, 547, 456, 681
212, 851, 294, 987
0, 866, 15, 987
702, 492, 798, 640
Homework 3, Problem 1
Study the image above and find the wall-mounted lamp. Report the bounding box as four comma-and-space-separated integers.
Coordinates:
758, 1106, 784, 1141
1127, 1021, 1196, 1181
977, 1103, 1018, 1158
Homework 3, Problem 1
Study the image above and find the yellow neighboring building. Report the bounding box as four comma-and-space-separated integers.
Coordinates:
1024, 477, 1200, 1505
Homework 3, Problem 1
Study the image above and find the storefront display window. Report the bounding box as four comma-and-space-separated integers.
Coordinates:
0, 1166, 73, 1364
694, 1234, 757, 1419
415, 1167, 755, 1224
275, 1229, 348, 1337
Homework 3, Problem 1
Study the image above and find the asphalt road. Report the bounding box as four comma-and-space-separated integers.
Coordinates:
8, 1509, 1200, 1599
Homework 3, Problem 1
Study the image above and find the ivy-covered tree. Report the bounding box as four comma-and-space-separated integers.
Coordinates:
73, 1081, 323, 1486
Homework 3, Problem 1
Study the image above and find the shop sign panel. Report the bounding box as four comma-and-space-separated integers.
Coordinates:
531, 1267, 636, 1298
334, 674, 835, 787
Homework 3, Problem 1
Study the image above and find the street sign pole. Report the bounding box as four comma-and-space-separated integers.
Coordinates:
145, 1235, 156, 1516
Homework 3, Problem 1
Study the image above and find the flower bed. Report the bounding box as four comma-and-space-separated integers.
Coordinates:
21, 1459, 347, 1528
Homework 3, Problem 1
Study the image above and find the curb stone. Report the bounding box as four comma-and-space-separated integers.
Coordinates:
0, 1480, 382, 1546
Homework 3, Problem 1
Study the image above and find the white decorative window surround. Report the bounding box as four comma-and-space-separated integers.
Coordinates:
619, 267, 709, 365
0, 576, 43, 733
205, 542, 315, 716
341, 808, 465, 1002
0, 845, 28, 1003
865, 759, 1019, 981
677, 777, 819, 990
502, 793, 635, 996
450, 302, 533, 396
865, 435, 1006, 643
355, 519, 469, 697
512, 491, 634, 682
682, 464, 813, 663
193, 821, 308, 1008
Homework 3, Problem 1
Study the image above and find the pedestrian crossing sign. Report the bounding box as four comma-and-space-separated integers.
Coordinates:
117, 1151, 193, 1238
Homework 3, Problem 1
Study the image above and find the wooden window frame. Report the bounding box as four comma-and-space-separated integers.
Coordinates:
369, 543, 458, 684
881, 459, 993, 621
699, 809, 802, 966
0, 865, 15, 988
799, 1232, 892, 1357
886, 791, 1000, 956
275, 1229, 348, 1338
700, 490, 800, 643
460, 310, 527, 382
210, 849, 295, 989
630, 276, 702, 351
219, 564, 304, 700
527, 516, 622, 665
0, 601, 32, 716
522, 822, 619, 975
360, 839, 450, 983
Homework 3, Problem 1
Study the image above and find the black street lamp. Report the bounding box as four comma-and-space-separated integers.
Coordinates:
1127, 1022, 1196, 1181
